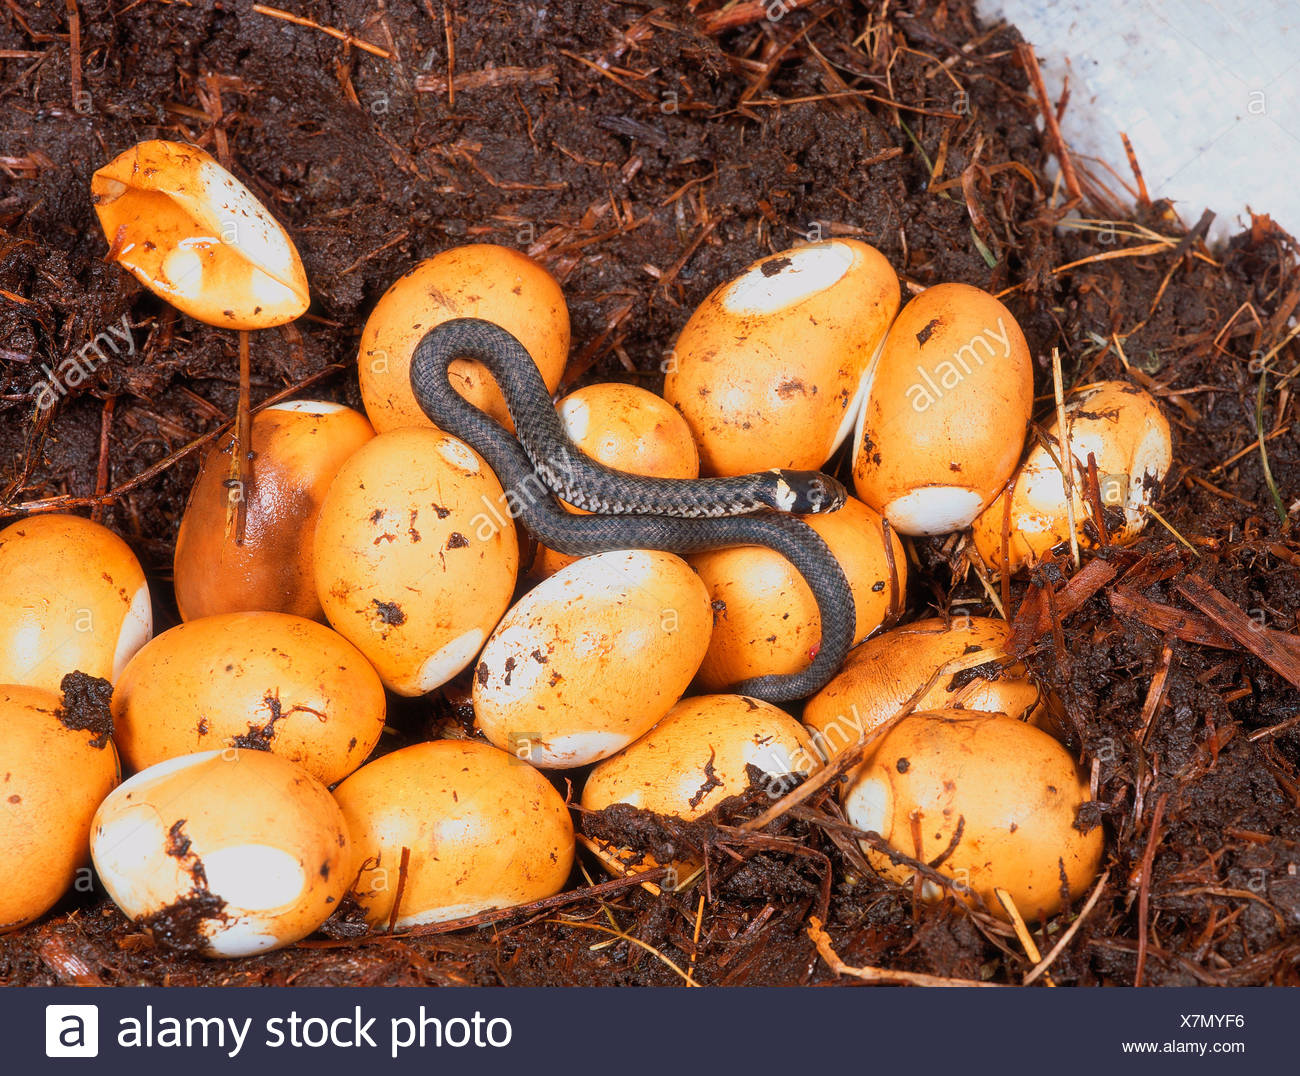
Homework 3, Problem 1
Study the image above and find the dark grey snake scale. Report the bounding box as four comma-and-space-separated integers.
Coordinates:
409, 317, 856, 702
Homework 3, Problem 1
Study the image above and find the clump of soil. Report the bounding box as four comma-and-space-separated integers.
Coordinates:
1, 0, 1296, 987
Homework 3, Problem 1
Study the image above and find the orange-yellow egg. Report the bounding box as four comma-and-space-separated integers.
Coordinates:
803, 616, 1044, 760
0, 684, 120, 932
0, 514, 151, 693
174, 401, 374, 622
357, 244, 569, 433
532, 383, 700, 578
844, 709, 1102, 920
664, 239, 899, 475
91, 140, 309, 329
971, 380, 1173, 572
111, 611, 386, 786
689, 497, 906, 693
852, 283, 1034, 534
313, 427, 519, 696
473, 550, 712, 768
580, 694, 820, 889
333, 739, 574, 930
91, 749, 350, 957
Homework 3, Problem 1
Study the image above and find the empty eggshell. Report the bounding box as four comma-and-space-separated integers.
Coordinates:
314, 427, 519, 696
473, 549, 713, 768
843, 709, 1102, 920
852, 283, 1034, 535
174, 400, 374, 622
357, 244, 569, 433
689, 496, 906, 693
91, 140, 309, 329
971, 380, 1173, 572
803, 616, 1045, 761
333, 739, 574, 930
91, 749, 350, 957
664, 239, 899, 475
533, 382, 701, 578
111, 611, 386, 786
0, 684, 120, 933
0, 514, 152, 693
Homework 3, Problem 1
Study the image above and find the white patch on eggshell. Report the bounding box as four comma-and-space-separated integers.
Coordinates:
195, 157, 300, 287
204, 923, 283, 957
248, 265, 300, 311
436, 437, 482, 475
557, 396, 591, 442
918, 879, 943, 902
267, 399, 348, 414
390, 896, 509, 932
410, 628, 485, 694
721, 242, 854, 316
90, 801, 192, 914
742, 739, 801, 777
112, 582, 153, 681
529, 730, 630, 769
843, 774, 891, 839
160, 245, 206, 298
201, 844, 307, 912
885, 486, 985, 536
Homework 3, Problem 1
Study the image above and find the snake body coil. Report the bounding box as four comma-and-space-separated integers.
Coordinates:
409, 317, 855, 701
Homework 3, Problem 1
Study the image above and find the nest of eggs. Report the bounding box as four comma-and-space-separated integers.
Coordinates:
1, 0, 1298, 986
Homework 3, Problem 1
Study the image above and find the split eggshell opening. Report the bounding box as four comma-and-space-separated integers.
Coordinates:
91, 139, 309, 329
664, 239, 900, 475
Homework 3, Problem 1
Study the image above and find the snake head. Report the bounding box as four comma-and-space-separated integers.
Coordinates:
770, 470, 849, 514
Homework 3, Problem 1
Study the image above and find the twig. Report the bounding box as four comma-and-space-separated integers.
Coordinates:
252, 4, 392, 58
64, 0, 81, 104
1023, 870, 1110, 985
1017, 43, 1081, 204
91, 395, 114, 524
1134, 792, 1169, 987
807, 917, 1002, 987
1051, 347, 1081, 569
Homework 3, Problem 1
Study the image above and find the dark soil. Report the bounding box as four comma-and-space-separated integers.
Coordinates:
1, 0, 1297, 986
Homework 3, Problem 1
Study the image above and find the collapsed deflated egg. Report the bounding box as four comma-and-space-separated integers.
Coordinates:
0, 685, 120, 932
174, 401, 375, 622
358, 244, 569, 433
333, 739, 574, 930
689, 496, 906, 692
473, 550, 712, 768
0, 514, 152, 693
111, 611, 386, 786
844, 709, 1102, 920
314, 427, 519, 696
803, 616, 1044, 760
664, 239, 899, 475
853, 283, 1034, 534
91, 140, 309, 329
533, 383, 700, 578
91, 749, 350, 957
972, 380, 1173, 572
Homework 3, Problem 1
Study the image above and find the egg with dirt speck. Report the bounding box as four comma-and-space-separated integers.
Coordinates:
313, 427, 519, 696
